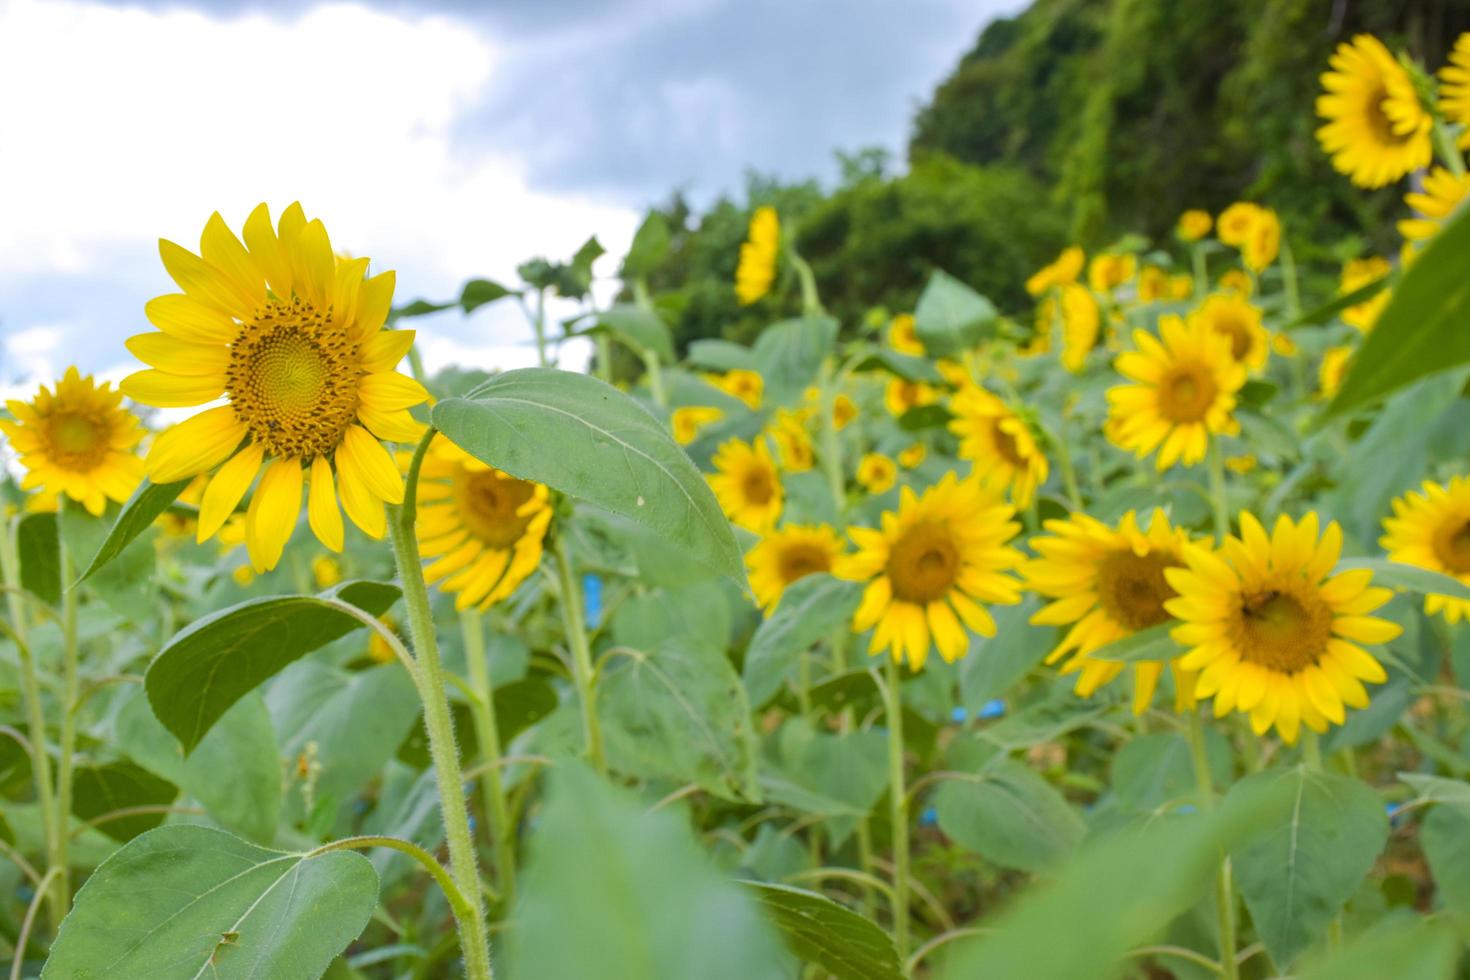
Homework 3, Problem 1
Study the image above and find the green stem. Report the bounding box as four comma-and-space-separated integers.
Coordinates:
460, 609, 517, 911
880, 656, 911, 967
594, 332, 615, 385
1186, 711, 1239, 980
407, 344, 431, 394
641, 351, 668, 408
53, 536, 77, 923
551, 534, 605, 774
789, 252, 824, 318
310, 836, 474, 925
389, 431, 494, 980
1302, 730, 1324, 770
1206, 440, 1230, 542
1278, 238, 1301, 320
817, 359, 845, 516
1191, 244, 1208, 296
1054, 417, 1084, 513
1433, 120, 1467, 176
533, 287, 549, 368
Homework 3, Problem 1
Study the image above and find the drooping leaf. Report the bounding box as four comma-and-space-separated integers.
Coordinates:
1334, 558, 1470, 600
933, 757, 1085, 872
75, 478, 191, 583
621, 211, 671, 280
145, 580, 401, 753
742, 574, 863, 708
70, 760, 179, 842
43, 825, 378, 980
912, 269, 996, 357
16, 511, 60, 605
433, 368, 744, 581
741, 881, 903, 980
752, 316, 840, 405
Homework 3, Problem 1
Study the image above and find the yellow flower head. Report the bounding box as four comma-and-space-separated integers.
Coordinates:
1217, 268, 1253, 297
833, 393, 858, 430
1188, 293, 1270, 372
1087, 252, 1138, 293
1137, 266, 1170, 303
1242, 208, 1281, 273
1398, 167, 1470, 244
1107, 314, 1245, 470
1318, 345, 1353, 400
1225, 454, 1258, 475
1168, 274, 1195, 300
747, 523, 845, 611
1339, 257, 1392, 332
1382, 476, 1470, 623
312, 554, 343, 589
735, 206, 780, 305
898, 443, 927, 469
769, 409, 815, 473
883, 378, 938, 418
708, 437, 783, 531
935, 359, 972, 387
1025, 246, 1085, 297
1176, 210, 1213, 242
1023, 509, 1197, 714
672, 406, 724, 445
706, 369, 763, 410
367, 615, 400, 664
1216, 203, 1262, 247
1316, 34, 1432, 189
1058, 283, 1101, 373
838, 474, 1022, 669
888, 313, 924, 356
856, 453, 898, 494
949, 385, 1048, 508
1166, 512, 1399, 743
121, 204, 429, 572
1440, 32, 1470, 147
1, 367, 145, 516
416, 434, 552, 612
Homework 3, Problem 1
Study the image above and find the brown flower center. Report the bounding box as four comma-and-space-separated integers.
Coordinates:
1231, 584, 1333, 674
1213, 313, 1252, 361
887, 521, 960, 604
1096, 549, 1180, 631
1432, 518, 1470, 575
1157, 363, 1218, 423
991, 424, 1027, 468
44, 411, 108, 469
741, 464, 776, 505
455, 469, 536, 549
778, 543, 832, 585
1365, 85, 1407, 147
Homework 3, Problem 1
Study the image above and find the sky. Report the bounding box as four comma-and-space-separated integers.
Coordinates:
0, 0, 1019, 397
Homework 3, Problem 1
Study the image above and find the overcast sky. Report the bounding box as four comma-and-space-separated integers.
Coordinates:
0, 0, 1018, 394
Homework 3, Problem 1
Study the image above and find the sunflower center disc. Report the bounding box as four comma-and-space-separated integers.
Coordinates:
1236, 587, 1333, 673
47, 411, 106, 467
1159, 364, 1217, 423
1433, 519, 1470, 574
458, 470, 536, 549
888, 522, 959, 604
1096, 549, 1179, 631
778, 543, 832, 585
741, 466, 776, 505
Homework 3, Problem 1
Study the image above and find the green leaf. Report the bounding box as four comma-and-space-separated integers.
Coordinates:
742, 574, 863, 708
933, 757, 1085, 872
1334, 558, 1470, 600
1420, 803, 1470, 914
1111, 731, 1229, 814
1326, 204, 1470, 417
16, 511, 60, 605
958, 598, 1051, 709
1399, 771, 1470, 809
764, 722, 887, 844
896, 403, 955, 431
70, 760, 179, 842
852, 348, 943, 384
145, 580, 400, 753
75, 478, 191, 583
1088, 621, 1182, 662
1280, 271, 1393, 331
461, 278, 515, 314
433, 368, 744, 582
687, 339, 759, 372
1292, 918, 1459, 980
504, 763, 786, 980
393, 298, 457, 319
582, 304, 676, 363
1226, 766, 1388, 967
740, 881, 903, 980
621, 211, 671, 280
752, 315, 840, 406
912, 269, 996, 357
44, 825, 378, 980
60, 502, 159, 622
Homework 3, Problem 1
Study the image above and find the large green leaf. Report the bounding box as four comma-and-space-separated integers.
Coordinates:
44, 825, 378, 980
621, 211, 671, 280
933, 757, 1085, 873
581, 304, 676, 363
145, 580, 400, 753
752, 316, 840, 405
1421, 803, 1470, 914
1226, 766, 1388, 967
16, 511, 60, 605
60, 502, 159, 623
1334, 558, 1470, 600
742, 574, 863, 707
912, 269, 996, 357
1110, 731, 1230, 814
504, 763, 786, 980
461, 278, 514, 313
741, 881, 902, 980
958, 598, 1051, 709
763, 722, 887, 845
75, 478, 191, 583
70, 760, 179, 842
1399, 771, 1470, 808
1292, 918, 1459, 980
1088, 621, 1182, 662
852, 348, 943, 384
1281, 270, 1393, 331
433, 368, 743, 581
1326, 204, 1470, 417
687, 339, 759, 372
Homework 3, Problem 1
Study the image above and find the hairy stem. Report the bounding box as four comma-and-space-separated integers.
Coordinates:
551, 534, 606, 773
460, 609, 518, 911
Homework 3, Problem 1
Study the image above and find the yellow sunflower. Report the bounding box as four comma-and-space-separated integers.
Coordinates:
898, 443, 927, 469
672, 406, 724, 445
415, 435, 552, 611
1242, 208, 1281, 273
856, 453, 898, 494
1137, 266, 1170, 303
120, 204, 428, 572
1188, 293, 1269, 372
833, 393, 858, 430
709, 437, 783, 531
837, 474, 1023, 669
1381, 476, 1470, 623
312, 554, 344, 589
1165, 512, 1400, 743
735, 206, 780, 305
1088, 253, 1138, 293
1168, 274, 1195, 300
1216, 203, 1261, 247
1176, 210, 1213, 242
1316, 34, 1432, 189
1226, 454, 1258, 475
1339, 257, 1392, 332
769, 409, 815, 473
884, 378, 938, 417
1058, 283, 1101, 373
747, 524, 846, 611
1440, 32, 1470, 146
1023, 509, 1196, 714
949, 385, 1048, 508
1319, 346, 1353, 399
1, 367, 145, 516
1398, 167, 1470, 244
1025, 246, 1085, 297
1106, 314, 1244, 470
888, 313, 924, 355
1217, 269, 1253, 296
705, 369, 763, 410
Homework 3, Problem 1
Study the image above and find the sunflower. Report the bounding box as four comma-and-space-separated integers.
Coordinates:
705, 369, 763, 410
416, 435, 552, 611
747, 524, 846, 610
312, 554, 344, 589
856, 453, 898, 494
735, 206, 780, 305
1, 367, 145, 516
1137, 266, 1169, 303
888, 313, 924, 355
1088, 253, 1137, 293
1025, 246, 1085, 297
1168, 274, 1194, 300
838, 475, 1023, 669
769, 409, 815, 473
1316, 34, 1432, 189
672, 406, 723, 445
1217, 269, 1253, 296
1188, 293, 1269, 371
1339, 257, 1392, 332
1165, 512, 1400, 743
1107, 314, 1245, 470
1398, 167, 1470, 244
1440, 32, 1470, 146
1381, 476, 1470, 623
833, 394, 858, 430
898, 443, 927, 469
1058, 283, 1101, 373
1177, 210, 1213, 242
949, 385, 1048, 507
884, 378, 938, 417
1319, 346, 1353, 399
366, 615, 401, 664
709, 437, 783, 531
1023, 509, 1196, 713
1242, 208, 1281, 273
120, 204, 428, 572
1216, 203, 1261, 247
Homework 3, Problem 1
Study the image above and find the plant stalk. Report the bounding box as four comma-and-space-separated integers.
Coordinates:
1206, 440, 1230, 542
551, 534, 606, 774
1186, 710, 1239, 980
881, 655, 911, 967
460, 609, 518, 911
52, 538, 78, 924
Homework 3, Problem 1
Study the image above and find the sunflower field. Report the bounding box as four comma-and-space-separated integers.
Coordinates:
5, 29, 1470, 980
